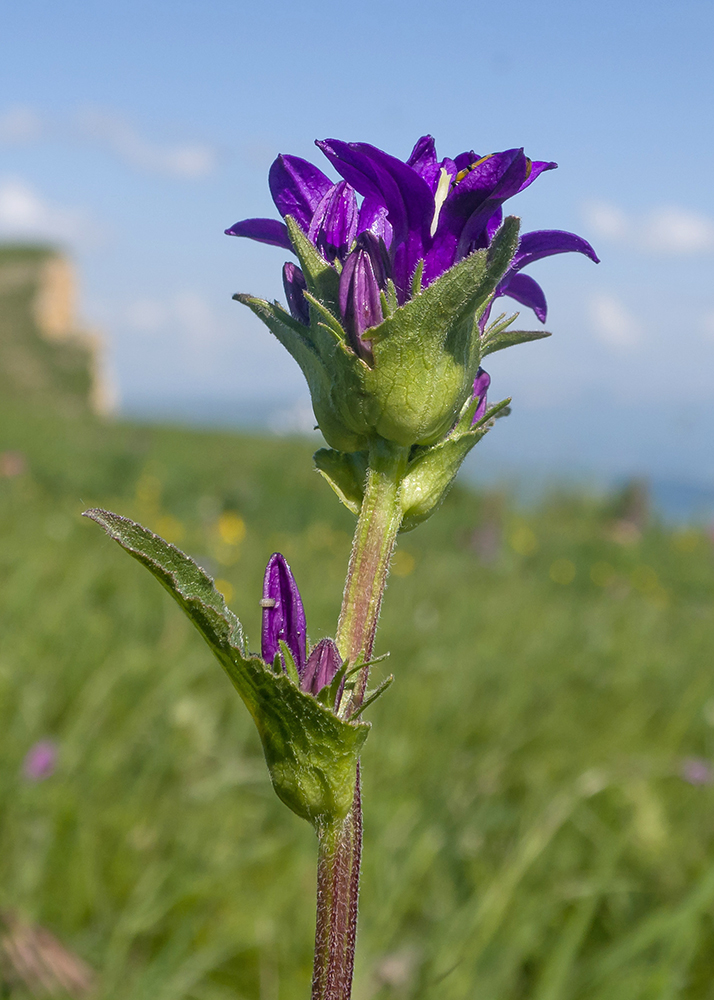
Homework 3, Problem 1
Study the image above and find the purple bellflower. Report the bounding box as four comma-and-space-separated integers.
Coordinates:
226, 135, 598, 337
23, 740, 57, 781
261, 553, 343, 707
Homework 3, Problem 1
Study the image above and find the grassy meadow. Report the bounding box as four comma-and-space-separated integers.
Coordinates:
2, 392, 714, 999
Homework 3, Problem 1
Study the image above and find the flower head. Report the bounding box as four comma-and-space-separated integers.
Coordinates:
227, 135, 598, 332
228, 134, 598, 462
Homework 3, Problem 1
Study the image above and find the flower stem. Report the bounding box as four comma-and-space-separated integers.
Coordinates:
336, 437, 409, 704
311, 437, 408, 1000
311, 773, 362, 1000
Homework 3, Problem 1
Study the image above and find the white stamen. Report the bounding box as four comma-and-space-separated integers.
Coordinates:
430, 167, 451, 238
260, 598, 277, 608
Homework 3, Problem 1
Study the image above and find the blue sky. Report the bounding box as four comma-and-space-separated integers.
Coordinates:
1, 0, 713, 491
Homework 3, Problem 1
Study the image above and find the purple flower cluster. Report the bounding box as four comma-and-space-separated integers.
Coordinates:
261, 553, 343, 707
227, 135, 599, 360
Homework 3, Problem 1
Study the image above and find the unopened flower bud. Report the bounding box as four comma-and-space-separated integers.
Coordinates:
301, 638, 344, 707
282, 262, 310, 325
472, 368, 491, 423
338, 232, 389, 361
261, 553, 307, 672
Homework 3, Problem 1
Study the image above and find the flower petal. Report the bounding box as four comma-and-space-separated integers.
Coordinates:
318, 139, 433, 242
451, 150, 529, 255
486, 208, 503, 242
497, 272, 548, 322
424, 149, 528, 284
453, 150, 479, 172
261, 553, 307, 672
225, 217, 292, 250
307, 180, 359, 261
268, 154, 333, 230
317, 138, 433, 297
358, 198, 393, 246
406, 134, 441, 193
518, 159, 558, 193
512, 229, 600, 270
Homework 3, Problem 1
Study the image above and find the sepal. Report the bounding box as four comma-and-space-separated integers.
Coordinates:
235, 218, 521, 452
284, 215, 341, 317
481, 322, 552, 357
399, 398, 511, 531
313, 448, 368, 515
359, 217, 520, 446
83, 509, 369, 826
234, 293, 367, 452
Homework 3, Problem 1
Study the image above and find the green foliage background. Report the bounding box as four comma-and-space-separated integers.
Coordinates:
2, 248, 714, 997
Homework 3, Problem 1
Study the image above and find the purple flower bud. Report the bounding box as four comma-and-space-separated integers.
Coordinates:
261, 553, 307, 672
282, 262, 310, 325
23, 740, 57, 781
308, 180, 359, 262
472, 368, 491, 424
338, 232, 389, 362
301, 638, 344, 707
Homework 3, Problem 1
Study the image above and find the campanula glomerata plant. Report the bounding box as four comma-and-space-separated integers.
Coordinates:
86, 133, 598, 1000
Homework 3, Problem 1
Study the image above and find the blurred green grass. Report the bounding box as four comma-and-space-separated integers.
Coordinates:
2, 395, 714, 1000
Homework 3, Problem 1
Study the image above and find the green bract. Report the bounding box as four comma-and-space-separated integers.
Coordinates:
236, 216, 523, 453
83, 509, 369, 827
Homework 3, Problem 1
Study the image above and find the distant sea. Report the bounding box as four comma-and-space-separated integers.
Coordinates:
121, 393, 714, 526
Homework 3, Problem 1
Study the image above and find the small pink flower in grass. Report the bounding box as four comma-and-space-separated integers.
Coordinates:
23, 740, 57, 781
680, 757, 713, 786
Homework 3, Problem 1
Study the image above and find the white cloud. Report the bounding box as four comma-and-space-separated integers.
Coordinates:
642, 207, 714, 254
583, 200, 714, 255
125, 298, 170, 334
0, 106, 43, 143
583, 201, 629, 241
590, 293, 643, 350
126, 292, 223, 351
0, 177, 99, 244
77, 108, 217, 179
0, 103, 218, 179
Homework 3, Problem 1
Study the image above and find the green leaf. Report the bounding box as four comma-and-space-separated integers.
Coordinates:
313, 448, 368, 516
482, 328, 552, 357
83, 509, 369, 826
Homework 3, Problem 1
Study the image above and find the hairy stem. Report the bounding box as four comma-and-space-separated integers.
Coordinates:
336, 437, 409, 704
312, 772, 362, 1000
311, 437, 407, 1000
